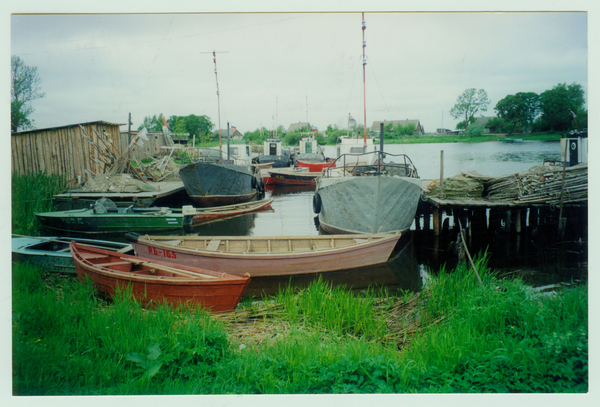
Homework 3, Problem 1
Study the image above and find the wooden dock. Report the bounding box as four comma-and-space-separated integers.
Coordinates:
417, 179, 586, 237
52, 181, 188, 210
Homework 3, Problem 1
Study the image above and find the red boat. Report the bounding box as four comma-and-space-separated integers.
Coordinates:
268, 168, 322, 186
183, 198, 273, 227
296, 158, 336, 172
70, 241, 250, 312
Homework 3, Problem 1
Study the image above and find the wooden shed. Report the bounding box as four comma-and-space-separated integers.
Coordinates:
11, 121, 125, 184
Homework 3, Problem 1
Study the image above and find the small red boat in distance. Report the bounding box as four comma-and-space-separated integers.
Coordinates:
296, 158, 336, 172
70, 241, 250, 312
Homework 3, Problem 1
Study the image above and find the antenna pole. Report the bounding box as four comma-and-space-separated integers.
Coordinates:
362, 13, 367, 147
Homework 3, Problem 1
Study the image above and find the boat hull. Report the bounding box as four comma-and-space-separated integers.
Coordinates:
315, 175, 422, 234
71, 242, 250, 312
256, 155, 290, 168
35, 207, 185, 235
183, 198, 273, 228
179, 161, 259, 207
12, 236, 133, 274
268, 169, 321, 186
128, 233, 401, 277
296, 159, 335, 172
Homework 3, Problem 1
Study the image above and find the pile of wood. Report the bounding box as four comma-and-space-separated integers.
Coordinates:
486, 164, 588, 204
424, 171, 491, 198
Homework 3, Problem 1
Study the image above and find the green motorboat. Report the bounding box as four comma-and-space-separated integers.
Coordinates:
35, 198, 186, 236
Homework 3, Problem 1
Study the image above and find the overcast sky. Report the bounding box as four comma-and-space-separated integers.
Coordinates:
7, 3, 592, 136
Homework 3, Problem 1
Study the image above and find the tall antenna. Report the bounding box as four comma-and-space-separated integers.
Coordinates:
200, 50, 229, 149
362, 13, 367, 147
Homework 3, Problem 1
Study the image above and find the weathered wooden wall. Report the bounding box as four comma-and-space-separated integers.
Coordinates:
11, 121, 124, 184
118, 130, 174, 161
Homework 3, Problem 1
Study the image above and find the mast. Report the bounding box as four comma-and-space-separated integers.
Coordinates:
213, 51, 223, 149
201, 50, 229, 151
362, 13, 367, 147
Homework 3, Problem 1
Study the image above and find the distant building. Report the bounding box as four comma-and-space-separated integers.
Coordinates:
287, 122, 314, 133
474, 116, 496, 133
371, 119, 424, 136
213, 128, 244, 141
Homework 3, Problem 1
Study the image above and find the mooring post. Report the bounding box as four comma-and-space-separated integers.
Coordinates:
439, 150, 444, 196
433, 206, 441, 236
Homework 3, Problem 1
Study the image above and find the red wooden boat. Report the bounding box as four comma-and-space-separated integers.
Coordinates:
182, 198, 274, 227
268, 168, 322, 186
126, 232, 401, 277
70, 241, 250, 312
296, 158, 336, 172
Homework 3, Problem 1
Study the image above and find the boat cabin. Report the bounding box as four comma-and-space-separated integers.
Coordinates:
263, 138, 283, 156
335, 136, 378, 166
219, 143, 253, 166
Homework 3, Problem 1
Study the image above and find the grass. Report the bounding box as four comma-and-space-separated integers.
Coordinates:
12, 253, 588, 395
11, 171, 69, 236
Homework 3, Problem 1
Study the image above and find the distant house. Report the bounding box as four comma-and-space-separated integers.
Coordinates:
371, 119, 424, 136
436, 128, 454, 134
474, 116, 496, 133
287, 122, 315, 133
213, 128, 244, 141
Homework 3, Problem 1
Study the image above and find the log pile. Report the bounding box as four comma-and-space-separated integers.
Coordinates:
486, 164, 587, 204
424, 164, 588, 205
424, 171, 491, 198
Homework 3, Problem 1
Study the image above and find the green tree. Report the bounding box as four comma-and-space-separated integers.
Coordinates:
11, 55, 46, 132
450, 88, 490, 132
138, 114, 165, 131
539, 83, 585, 132
494, 92, 540, 136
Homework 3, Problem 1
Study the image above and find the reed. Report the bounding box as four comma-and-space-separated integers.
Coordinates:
11, 171, 68, 235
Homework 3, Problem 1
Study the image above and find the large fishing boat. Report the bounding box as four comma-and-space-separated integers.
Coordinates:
180, 52, 263, 207
313, 14, 422, 234
179, 160, 262, 207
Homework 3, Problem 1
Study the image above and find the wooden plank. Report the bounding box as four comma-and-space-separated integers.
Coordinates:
122, 258, 217, 279
206, 240, 221, 251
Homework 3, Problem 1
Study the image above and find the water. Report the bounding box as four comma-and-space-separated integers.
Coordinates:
185, 140, 586, 296
323, 140, 562, 179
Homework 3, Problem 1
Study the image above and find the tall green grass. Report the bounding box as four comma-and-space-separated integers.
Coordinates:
12, 171, 68, 235
12, 256, 587, 395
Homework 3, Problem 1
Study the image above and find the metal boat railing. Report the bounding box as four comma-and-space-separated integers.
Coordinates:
323, 151, 419, 178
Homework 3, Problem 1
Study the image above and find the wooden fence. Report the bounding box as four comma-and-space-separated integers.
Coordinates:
11, 121, 124, 184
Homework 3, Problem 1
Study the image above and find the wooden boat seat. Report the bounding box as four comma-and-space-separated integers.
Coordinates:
206, 240, 221, 251
80, 253, 110, 260
94, 261, 133, 267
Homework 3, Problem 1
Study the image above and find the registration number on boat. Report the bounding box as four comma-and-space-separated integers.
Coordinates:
147, 247, 177, 259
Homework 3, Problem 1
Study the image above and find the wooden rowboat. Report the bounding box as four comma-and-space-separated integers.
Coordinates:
125, 232, 401, 277
70, 241, 250, 312
182, 198, 274, 227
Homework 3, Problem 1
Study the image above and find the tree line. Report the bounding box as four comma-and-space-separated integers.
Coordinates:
450, 83, 587, 136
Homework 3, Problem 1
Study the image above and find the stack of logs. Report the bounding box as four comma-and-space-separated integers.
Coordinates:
486, 164, 587, 205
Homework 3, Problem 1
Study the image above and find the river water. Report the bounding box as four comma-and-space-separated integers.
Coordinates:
187, 140, 586, 296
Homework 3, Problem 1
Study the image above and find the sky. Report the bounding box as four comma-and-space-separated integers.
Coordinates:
8, 3, 591, 135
